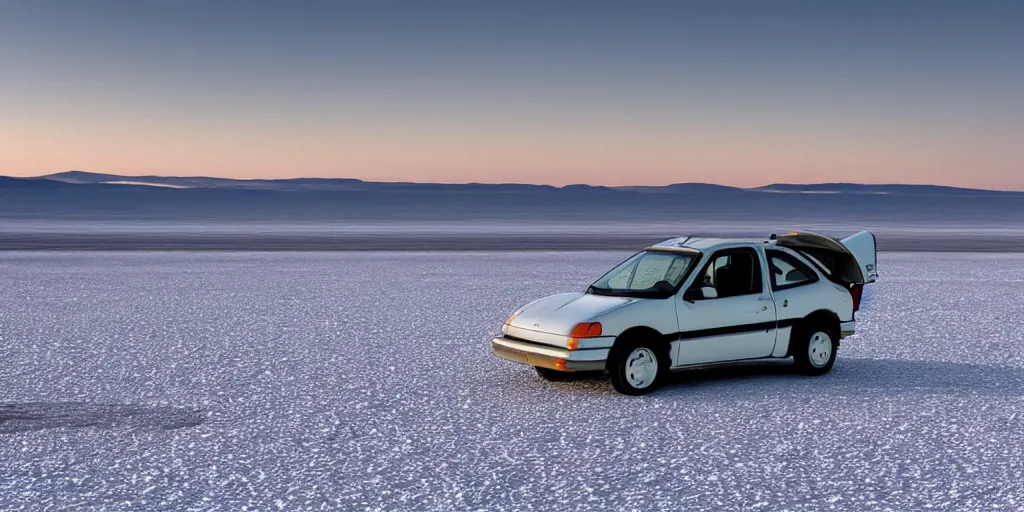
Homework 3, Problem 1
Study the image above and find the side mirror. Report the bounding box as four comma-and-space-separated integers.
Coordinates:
683, 286, 718, 302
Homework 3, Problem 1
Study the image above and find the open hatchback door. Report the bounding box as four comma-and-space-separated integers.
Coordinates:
776, 231, 877, 285
776, 230, 877, 311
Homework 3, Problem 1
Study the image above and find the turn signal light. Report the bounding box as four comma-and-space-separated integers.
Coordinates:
567, 338, 579, 351
569, 322, 603, 338
554, 359, 568, 370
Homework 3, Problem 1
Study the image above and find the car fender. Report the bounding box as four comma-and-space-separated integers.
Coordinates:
591, 297, 678, 344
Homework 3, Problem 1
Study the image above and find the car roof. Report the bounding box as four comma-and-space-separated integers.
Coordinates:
647, 236, 767, 252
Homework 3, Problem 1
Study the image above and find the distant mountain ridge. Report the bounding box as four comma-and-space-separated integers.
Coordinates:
4, 171, 1024, 251
3, 170, 1023, 227
17, 171, 1020, 196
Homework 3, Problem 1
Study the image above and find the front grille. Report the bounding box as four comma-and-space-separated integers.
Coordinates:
502, 334, 562, 349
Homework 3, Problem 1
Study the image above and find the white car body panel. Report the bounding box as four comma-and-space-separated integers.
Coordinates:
509, 292, 635, 341
766, 246, 855, 356
674, 294, 777, 366
493, 232, 875, 375
771, 327, 793, 357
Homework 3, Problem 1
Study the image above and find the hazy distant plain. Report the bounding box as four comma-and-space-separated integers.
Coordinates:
3, 219, 1024, 251
5, 173, 1024, 251
1, 251, 1023, 510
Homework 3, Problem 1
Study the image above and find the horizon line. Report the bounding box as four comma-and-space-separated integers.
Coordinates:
7, 170, 1022, 193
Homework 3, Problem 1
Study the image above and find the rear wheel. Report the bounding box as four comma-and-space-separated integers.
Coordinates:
535, 366, 569, 381
792, 325, 837, 375
608, 338, 669, 395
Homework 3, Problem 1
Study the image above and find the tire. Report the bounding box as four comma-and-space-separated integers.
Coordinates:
535, 366, 569, 381
608, 337, 669, 395
792, 324, 838, 376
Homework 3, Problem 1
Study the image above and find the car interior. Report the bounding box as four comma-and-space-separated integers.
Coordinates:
767, 251, 818, 289
701, 250, 762, 298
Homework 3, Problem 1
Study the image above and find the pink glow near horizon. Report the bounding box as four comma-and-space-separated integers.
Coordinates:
3, 116, 1021, 190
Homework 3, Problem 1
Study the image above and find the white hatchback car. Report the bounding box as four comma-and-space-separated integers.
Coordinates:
492, 232, 877, 395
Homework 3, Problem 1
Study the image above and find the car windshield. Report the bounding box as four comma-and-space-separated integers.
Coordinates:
588, 250, 697, 298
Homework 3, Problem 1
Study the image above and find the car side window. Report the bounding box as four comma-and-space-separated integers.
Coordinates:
767, 250, 819, 290
697, 248, 763, 298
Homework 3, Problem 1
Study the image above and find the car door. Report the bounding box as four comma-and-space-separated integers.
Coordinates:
673, 247, 778, 366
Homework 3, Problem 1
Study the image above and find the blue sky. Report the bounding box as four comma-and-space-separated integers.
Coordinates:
1, 0, 1021, 188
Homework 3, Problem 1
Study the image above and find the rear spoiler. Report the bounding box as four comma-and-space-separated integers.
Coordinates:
775, 231, 877, 286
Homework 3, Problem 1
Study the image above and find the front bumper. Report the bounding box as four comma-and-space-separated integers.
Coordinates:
491, 336, 608, 372
840, 320, 856, 339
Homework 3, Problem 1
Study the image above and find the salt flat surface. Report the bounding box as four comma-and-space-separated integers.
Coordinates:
1, 252, 1022, 511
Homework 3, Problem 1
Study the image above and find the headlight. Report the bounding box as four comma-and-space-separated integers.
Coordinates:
505, 310, 522, 325
501, 310, 521, 336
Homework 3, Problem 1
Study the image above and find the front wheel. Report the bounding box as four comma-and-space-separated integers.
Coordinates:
792, 326, 837, 376
608, 340, 669, 395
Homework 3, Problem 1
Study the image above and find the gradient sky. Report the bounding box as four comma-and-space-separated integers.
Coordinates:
1, 0, 1022, 188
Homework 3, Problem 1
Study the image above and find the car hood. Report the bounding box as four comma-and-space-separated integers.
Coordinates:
509, 292, 635, 335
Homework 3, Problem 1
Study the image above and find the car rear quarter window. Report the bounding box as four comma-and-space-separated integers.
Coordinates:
768, 250, 819, 291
